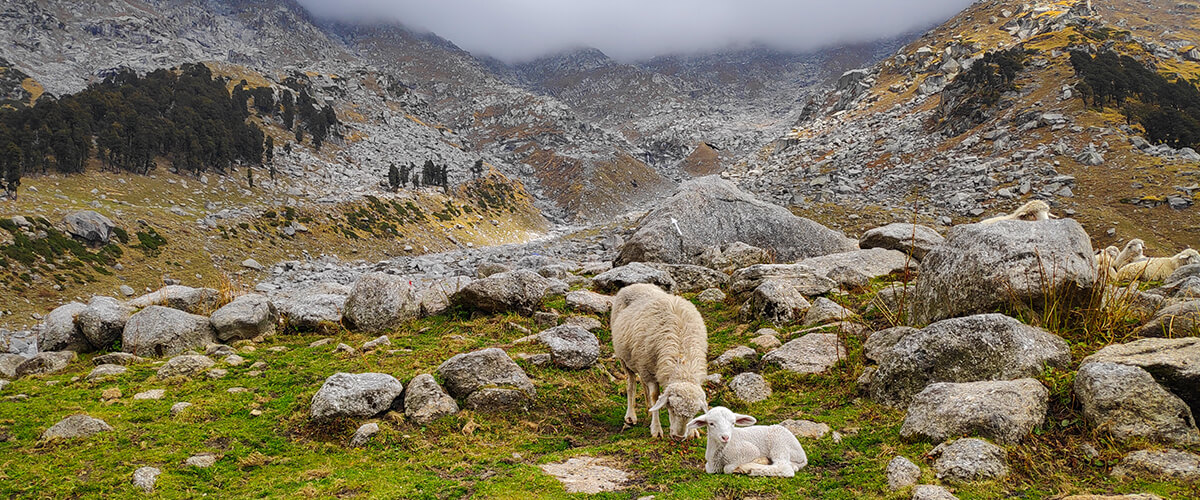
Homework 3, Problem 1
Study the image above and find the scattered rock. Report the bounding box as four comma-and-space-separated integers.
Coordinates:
540, 456, 630, 494
349, 422, 380, 447
592, 263, 677, 292
697, 288, 726, 303
15, 351, 77, 377
860, 223, 945, 261
224, 354, 245, 366
1112, 449, 1200, 482
37, 302, 90, 353
64, 210, 116, 245
565, 290, 613, 315
451, 270, 556, 314
1082, 338, 1200, 417
797, 248, 914, 285
711, 346, 757, 368
900, 378, 1049, 444
1137, 300, 1200, 338
128, 286, 219, 314
763, 333, 846, 374
931, 438, 1009, 483
739, 279, 813, 325
86, 364, 127, 381
0, 353, 22, 379
132, 466, 161, 493
563, 315, 602, 332
910, 219, 1097, 324
779, 419, 831, 439
729, 264, 836, 299
134, 389, 165, 400
802, 297, 856, 326
123, 306, 216, 358
41, 414, 113, 440
646, 263, 730, 292
171, 402, 192, 415
437, 348, 535, 410
156, 355, 215, 379
750, 334, 781, 350
185, 454, 217, 468
362, 336, 391, 351
615, 177, 856, 266
728, 372, 771, 403
93, 352, 143, 366
1075, 361, 1197, 445
870, 314, 1070, 407
210, 294, 279, 342
310, 372, 404, 422
403, 373, 459, 425
76, 296, 131, 350
886, 456, 921, 491
343, 273, 421, 333
911, 485, 959, 500
537, 325, 599, 370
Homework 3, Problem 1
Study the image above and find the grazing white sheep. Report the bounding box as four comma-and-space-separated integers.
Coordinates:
980, 200, 1055, 224
611, 283, 708, 439
1116, 249, 1200, 282
1112, 239, 1147, 271
687, 407, 808, 477
1095, 245, 1119, 282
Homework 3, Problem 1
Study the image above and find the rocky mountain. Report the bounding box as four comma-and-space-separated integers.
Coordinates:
731, 0, 1200, 254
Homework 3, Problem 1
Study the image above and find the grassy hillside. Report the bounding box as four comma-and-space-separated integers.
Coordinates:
0, 284, 1195, 498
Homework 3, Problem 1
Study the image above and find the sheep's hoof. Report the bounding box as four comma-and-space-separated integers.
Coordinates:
624, 415, 637, 425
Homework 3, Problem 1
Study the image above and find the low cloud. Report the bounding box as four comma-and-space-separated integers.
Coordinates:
298, 0, 973, 63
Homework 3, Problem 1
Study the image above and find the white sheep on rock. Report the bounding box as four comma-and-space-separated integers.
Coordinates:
1116, 249, 1200, 282
611, 283, 708, 439
1112, 239, 1147, 271
687, 406, 808, 477
980, 200, 1055, 224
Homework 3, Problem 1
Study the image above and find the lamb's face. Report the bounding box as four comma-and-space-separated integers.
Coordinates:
688, 406, 756, 445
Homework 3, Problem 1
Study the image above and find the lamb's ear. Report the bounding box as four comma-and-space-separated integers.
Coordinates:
686, 416, 707, 432
649, 393, 668, 412
733, 414, 757, 427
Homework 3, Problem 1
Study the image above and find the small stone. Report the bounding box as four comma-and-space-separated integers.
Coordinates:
1112, 449, 1200, 482
931, 438, 1009, 483
101, 388, 122, 400
86, 364, 127, 380
171, 402, 192, 415
912, 485, 959, 500
227, 387, 249, 393
728, 372, 771, 403
223, 354, 246, 366
333, 343, 357, 355
750, 334, 781, 350
206, 369, 228, 379
157, 355, 214, 379
886, 456, 921, 491
534, 311, 560, 328
250, 409, 263, 417
134, 389, 165, 400
309, 338, 333, 348
185, 454, 217, 468
132, 466, 161, 493
250, 361, 268, 370
779, 419, 831, 439
711, 346, 757, 368
362, 335, 391, 351
41, 414, 113, 440
349, 422, 380, 447
267, 346, 287, 352
697, 288, 727, 303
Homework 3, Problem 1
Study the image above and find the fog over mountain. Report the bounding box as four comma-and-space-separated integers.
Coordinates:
297, 0, 974, 62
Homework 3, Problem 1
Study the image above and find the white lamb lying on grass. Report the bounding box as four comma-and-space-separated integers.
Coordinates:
687, 407, 808, 477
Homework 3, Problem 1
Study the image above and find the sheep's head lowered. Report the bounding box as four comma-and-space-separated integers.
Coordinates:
650, 382, 707, 439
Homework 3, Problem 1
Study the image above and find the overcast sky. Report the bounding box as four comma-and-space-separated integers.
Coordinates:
297, 0, 974, 63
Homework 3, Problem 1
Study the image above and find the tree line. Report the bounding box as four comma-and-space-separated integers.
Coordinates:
386, 159, 486, 191
1070, 50, 1200, 149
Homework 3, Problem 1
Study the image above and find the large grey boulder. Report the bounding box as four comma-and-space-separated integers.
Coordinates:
1075, 361, 1198, 445
41, 414, 113, 440
763, 333, 847, 374
64, 210, 115, 245
1113, 449, 1200, 482
210, 294, 279, 341
796, 248, 914, 285
343, 273, 420, 333
310, 372, 404, 422
864, 326, 918, 364
77, 296, 131, 350
436, 348, 535, 407
592, 263, 677, 293
0, 353, 24, 379
275, 286, 347, 330
128, 286, 219, 314
122, 306, 216, 358
403, 373, 459, 425
646, 263, 729, 293
860, 223, 945, 261
729, 264, 836, 299
615, 177, 857, 266
15, 351, 77, 377
738, 280, 812, 325
910, 219, 1097, 324
451, 270, 555, 314
1082, 338, 1200, 420
1137, 300, 1200, 337
537, 325, 599, 370
900, 378, 1049, 445
0, 329, 36, 358
38, 302, 90, 352
931, 438, 1009, 483
871, 314, 1071, 407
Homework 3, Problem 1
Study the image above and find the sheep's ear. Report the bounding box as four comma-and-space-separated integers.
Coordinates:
649, 394, 668, 412
733, 414, 756, 427
686, 416, 707, 432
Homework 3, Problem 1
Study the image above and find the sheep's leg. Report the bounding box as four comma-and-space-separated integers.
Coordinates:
623, 367, 638, 426
728, 461, 771, 475
646, 381, 662, 438
748, 451, 796, 478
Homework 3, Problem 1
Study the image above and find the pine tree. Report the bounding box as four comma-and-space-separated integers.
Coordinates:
246, 165, 254, 189
471, 159, 484, 179
388, 164, 401, 191
2, 142, 22, 199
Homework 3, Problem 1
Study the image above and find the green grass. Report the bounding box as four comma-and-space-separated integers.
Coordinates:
0, 294, 1196, 498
